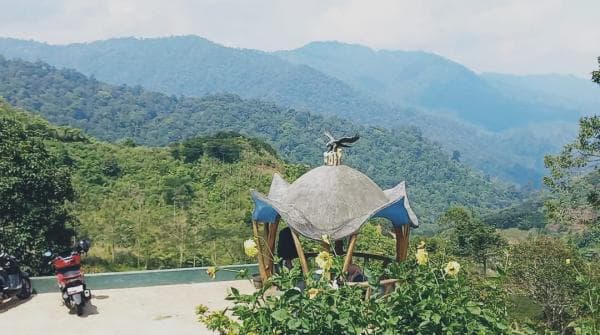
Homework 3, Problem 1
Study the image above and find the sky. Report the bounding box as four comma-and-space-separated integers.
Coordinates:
0, 0, 598, 77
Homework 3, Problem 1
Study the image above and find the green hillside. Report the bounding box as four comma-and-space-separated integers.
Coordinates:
0, 36, 392, 123
1, 100, 302, 270
0, 57, 521, 223
399, 110, 576, 187
276, 41, 585, 130
0, 36, 582, 187
482, 72, 600, 116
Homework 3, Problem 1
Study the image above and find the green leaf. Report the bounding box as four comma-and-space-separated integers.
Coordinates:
287, 318, 301, 329
467, 306, 481, 316
272, 309, 288, 322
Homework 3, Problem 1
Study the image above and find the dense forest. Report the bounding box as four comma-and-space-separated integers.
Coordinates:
0, 100, 309, 271
0, 37, 391, 124
1, 37, 594, 186
276, 41, 590, 129
0, 57, 523, 223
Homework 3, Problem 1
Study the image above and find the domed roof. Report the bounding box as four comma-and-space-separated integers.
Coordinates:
251, 165, 418, 240
283, 165, 388, 230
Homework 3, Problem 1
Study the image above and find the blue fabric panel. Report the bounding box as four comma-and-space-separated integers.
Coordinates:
372, 197, 410, 227
251, 194, 279, 224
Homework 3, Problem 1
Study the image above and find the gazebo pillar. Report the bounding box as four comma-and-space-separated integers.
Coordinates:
394, 225, 411, 261
265, 217, 279, 276
342, 234, 358, 274
252, 220, 269, 281
290, 229, 309, 274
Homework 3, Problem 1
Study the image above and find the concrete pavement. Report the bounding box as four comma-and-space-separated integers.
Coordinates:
0, 280, 255, 335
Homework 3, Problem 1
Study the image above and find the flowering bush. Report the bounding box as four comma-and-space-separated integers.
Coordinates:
198, 242, 511, 334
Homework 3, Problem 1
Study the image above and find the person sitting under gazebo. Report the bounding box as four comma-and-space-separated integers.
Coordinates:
277, 227, 298, 269
347, 263, 367, 282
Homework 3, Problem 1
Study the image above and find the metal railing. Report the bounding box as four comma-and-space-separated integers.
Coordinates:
31, 264, 258, 293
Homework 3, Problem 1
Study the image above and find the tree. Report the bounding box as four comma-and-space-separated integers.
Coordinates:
0, 115, 75, 274
592, 56, 600, 85
438, 206, 506, 275
544, 116, 600, 194
507, 237, 581, 331
543, 59, 600, 226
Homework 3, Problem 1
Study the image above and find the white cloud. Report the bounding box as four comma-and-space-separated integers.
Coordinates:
0, 0, 598, 76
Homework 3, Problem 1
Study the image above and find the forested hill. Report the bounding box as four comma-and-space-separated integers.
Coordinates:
0, 36, 392, 123
0, 57, 521, 221
0, 36, 579, 187
0, 100, 299, 269
276, 41, 590, 130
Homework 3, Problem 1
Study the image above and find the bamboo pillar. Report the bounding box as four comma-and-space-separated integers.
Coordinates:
290, 229, 309, 274
252, 220, 268, 280
263, 222, 271, 276
394, 225, 411, 262
342, 234, 358, 274
266, 217, 279, 276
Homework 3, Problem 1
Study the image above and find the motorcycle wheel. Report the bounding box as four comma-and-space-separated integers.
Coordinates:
72, 293, 85, 316
16, 277, 32, 299
76, 303, 84, 316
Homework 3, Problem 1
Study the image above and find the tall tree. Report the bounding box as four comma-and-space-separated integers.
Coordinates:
544, 58, 600, 226
0, 113, 75, 274
438, 206, 506, 275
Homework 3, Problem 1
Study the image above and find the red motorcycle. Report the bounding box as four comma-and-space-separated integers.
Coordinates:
44, 240, 92, 316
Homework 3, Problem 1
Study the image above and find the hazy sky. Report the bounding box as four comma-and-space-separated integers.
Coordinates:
0, 0, 598, 77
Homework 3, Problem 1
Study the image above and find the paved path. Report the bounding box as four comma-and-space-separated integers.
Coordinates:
0, 280, 255, 335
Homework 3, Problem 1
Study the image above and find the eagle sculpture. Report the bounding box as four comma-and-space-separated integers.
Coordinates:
324, 131, 360, 152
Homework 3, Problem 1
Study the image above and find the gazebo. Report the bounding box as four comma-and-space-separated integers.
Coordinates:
249, 134, 419, 281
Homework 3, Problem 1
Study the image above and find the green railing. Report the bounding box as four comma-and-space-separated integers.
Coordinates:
31, 264, 258, 293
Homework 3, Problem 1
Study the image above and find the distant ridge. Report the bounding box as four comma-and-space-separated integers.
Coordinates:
0, 56, 521, 222
276, 40, 588, 129
0, 36, 589, 186
0, 36, 394, 124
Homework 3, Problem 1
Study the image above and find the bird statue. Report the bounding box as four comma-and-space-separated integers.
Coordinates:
324, 131, 360, 152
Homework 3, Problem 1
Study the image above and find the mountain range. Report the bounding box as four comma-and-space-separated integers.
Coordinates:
0, 56, 521, 224
277, 41, 594, 129
0, 35, 595, 186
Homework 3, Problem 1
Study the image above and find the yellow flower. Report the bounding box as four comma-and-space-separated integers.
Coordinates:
417, 240, 426, 249
321, 234, 331, 245
415, 248, 428, 265
315, 251, 333, 271
206, 266, 218, 279
444, 261, 460, 277
244, 239, 258, 257
307, 288, 320, 299
565, 258, 571, 265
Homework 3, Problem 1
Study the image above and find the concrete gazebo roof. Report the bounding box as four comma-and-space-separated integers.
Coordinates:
251, 165, 418, 241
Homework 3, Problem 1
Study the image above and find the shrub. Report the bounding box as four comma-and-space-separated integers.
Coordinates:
198, 242, 511, 334
506, 237, 582, 331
